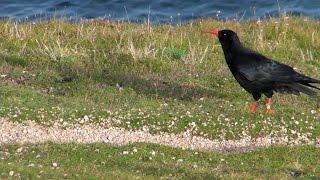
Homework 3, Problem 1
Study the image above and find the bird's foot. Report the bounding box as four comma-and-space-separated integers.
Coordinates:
265, 108, 275, 115
265, 98, 275, 115
248, 101, 258, 114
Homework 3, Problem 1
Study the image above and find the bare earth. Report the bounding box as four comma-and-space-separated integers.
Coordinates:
1, 118, 319, 153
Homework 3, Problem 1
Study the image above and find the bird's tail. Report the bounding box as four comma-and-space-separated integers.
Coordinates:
296, 74, 320, 84
287, 83, 318, 96
294, 75, 320, 96
301, 83, 320, 91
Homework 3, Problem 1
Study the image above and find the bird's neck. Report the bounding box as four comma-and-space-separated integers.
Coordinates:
221, 40, 243, 65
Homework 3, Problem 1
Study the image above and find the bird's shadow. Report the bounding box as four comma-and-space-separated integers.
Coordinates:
102, 72, 229, 101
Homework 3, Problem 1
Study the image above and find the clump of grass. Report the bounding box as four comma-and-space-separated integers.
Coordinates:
2, 55, 28, 67
163, 48, 187, 60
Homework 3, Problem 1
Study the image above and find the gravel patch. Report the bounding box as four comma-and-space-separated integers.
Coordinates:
0, 118, 319, 153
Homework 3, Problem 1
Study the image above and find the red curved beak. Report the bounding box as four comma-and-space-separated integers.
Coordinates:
205, 29, 219, 37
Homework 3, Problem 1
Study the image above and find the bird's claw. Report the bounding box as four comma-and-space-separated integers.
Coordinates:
264, 98, 275, 115
248, 101, 258, 114
249, 108, 256, 114
265, 109, 275, 115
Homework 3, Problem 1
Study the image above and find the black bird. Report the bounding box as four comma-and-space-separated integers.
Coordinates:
206, 29, 320, 114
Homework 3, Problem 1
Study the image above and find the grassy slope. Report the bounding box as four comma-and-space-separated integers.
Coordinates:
0, 17, 320, 178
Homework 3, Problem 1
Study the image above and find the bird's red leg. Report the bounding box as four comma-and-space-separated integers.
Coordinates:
265, 98, 275, 115
248, 101, 258, 114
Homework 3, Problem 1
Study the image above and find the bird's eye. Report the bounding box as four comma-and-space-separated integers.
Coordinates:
223, 33, 227, 36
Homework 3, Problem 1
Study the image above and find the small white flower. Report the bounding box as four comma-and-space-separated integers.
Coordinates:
84, 115, 89, 121
177, 159, 183, 162
52, 163, 58, 167
190, 122, 196, 127
16, 147, 23, 153
116, 83, 123, 91
122, 151, 129, 155
133, 148, 138, 153
142, 126, 149, 132
151, 150, 156, 156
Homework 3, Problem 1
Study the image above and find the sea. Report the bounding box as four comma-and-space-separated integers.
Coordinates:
1, 0, 320, 23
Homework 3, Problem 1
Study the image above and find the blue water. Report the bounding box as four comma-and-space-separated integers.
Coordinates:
1, 0, 320, 23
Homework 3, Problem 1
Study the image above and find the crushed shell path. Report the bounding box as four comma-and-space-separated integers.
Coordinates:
0, 119, 319, 153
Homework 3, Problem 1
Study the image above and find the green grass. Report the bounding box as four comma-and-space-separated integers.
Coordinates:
0, 17, 319, 139
1, 144, 320, 179
0, 17, 320, 178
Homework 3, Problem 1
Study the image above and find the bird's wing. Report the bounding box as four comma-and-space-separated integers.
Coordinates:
236, 53, 305, 83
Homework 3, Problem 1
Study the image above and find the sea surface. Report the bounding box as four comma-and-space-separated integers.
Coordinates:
1, 0, 320, 23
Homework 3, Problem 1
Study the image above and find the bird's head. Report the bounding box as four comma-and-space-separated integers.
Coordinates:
205, 29, 241, 48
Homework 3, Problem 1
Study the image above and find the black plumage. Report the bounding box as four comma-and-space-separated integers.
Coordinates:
207, 29, 320, 114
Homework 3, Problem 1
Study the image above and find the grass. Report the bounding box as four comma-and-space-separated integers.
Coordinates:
1, 143, 320, 179
0, 16, 320, 178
